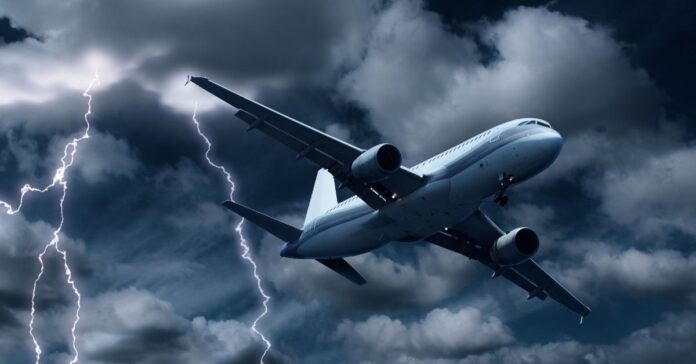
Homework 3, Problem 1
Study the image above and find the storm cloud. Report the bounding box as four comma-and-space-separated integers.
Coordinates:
0, 0, 695, 363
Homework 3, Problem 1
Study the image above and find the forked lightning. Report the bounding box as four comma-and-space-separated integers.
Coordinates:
0, 74, 99, 364
190, 102, 272, 364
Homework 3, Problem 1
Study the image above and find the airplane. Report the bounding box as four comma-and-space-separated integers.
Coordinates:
188, 76, 590, 322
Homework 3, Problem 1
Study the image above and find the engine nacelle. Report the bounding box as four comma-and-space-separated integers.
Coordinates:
490, 227, 539, 266
351, 143, 402, 183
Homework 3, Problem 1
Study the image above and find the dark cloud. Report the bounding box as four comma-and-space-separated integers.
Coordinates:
0, 0, 381, 112
0, 16, 38, 44
0, 305, 20, 327
460, 311, 696, 364
260, 233, 479, 312
0, 0, 694, 363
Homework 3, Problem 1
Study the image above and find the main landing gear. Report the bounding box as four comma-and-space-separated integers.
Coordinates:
493, 173, 515, 207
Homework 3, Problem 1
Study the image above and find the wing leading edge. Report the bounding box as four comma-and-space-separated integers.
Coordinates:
425, 210, 590, 320
189, 76, 424, 209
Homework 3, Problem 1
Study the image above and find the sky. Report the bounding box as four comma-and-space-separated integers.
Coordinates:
0, 0, 695, 363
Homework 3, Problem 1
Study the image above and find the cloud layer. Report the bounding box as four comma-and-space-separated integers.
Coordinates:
0, 0, 693, 363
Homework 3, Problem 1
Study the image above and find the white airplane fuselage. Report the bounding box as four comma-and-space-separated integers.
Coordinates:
280, 118, 563, 259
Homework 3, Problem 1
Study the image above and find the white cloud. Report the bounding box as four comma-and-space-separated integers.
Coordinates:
340, 3, 660, 161
71, 131, 140, 183
0, 43, 132, 105
335, 311, 696, 364
0, 0, 380, 112
335, 307, 514, 361
599, 146, 696, 236
77, 288, 275, 364
556, 243, 696, 305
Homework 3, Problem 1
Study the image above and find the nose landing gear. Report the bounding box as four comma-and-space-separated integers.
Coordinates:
493, 173, 515, 207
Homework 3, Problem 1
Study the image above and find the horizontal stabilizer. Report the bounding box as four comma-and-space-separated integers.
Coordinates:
222, 200, 302, 242
316, 258, 366, 285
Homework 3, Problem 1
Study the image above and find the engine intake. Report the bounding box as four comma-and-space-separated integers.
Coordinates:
490, 227, 539, 266
351, 144, 402, 183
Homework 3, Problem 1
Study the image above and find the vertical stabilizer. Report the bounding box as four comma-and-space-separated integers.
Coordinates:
305, 169, 337, 227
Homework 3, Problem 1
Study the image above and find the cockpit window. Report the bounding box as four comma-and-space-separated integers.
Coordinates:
519, 119, 551, 128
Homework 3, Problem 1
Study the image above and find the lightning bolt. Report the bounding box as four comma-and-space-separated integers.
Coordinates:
190, 102, 272, 363
0, 74, 99, 364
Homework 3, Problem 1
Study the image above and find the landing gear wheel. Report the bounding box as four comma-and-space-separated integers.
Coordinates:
494, 173, 514, 207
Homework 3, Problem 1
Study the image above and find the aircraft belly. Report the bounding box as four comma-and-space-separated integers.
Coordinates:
295, 212, 389, 259
381, 178, 474, 239
450, 156, 500, 202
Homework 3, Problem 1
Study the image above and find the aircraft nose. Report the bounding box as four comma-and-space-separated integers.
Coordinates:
539, 129, 563, 163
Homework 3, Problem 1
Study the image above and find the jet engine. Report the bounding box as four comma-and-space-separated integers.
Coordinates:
351, 143, 402, 183
489, 227, 539, 266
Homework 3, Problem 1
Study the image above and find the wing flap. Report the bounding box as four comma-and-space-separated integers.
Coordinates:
234, 109, 342, 170
499, 266, 549, 300
191, 76, 361, 164
512, 260, 590, 316
190, 76, 425, 210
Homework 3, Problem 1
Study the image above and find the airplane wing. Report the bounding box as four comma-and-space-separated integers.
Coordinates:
316, 258, 367, 285
425, 210, 590, 320
189, 76, 424, 209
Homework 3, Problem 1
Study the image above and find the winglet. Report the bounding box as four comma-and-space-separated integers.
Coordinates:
185, 75, 191, 86
186, 75, 210, 90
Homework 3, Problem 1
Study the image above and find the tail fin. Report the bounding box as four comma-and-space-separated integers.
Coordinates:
304, 169, 337, 227
222, 201, 302, 242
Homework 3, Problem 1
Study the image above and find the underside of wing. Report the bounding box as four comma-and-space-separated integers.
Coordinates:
316, 258, 366, 285
189, 76, 424, 209
425, 210, 590, 319
510, 260, 590, 317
